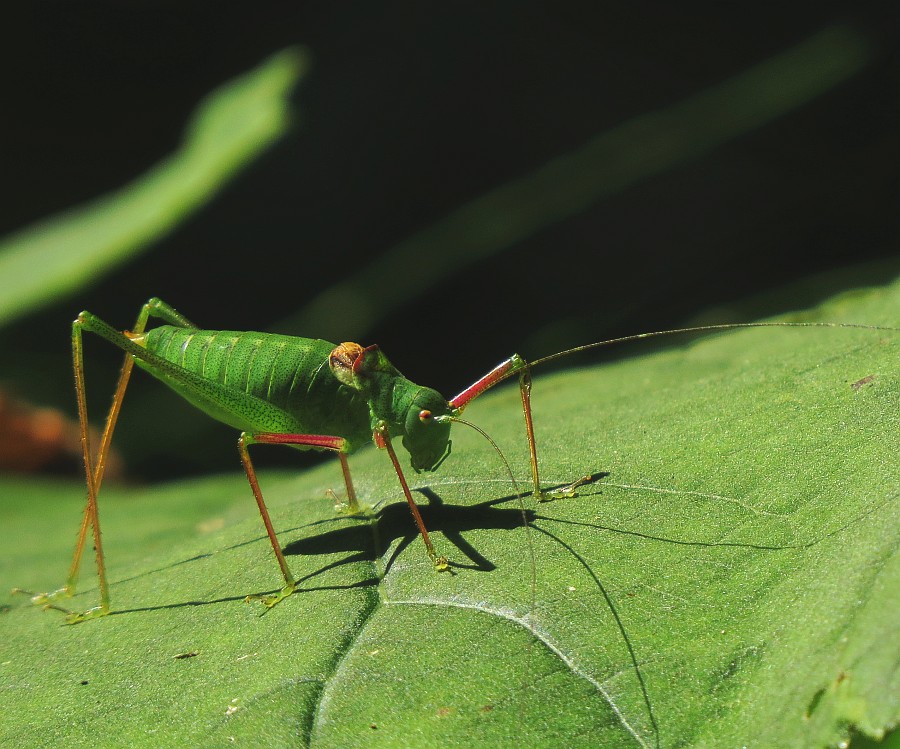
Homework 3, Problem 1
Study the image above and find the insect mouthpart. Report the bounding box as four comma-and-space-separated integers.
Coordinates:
411, 439, 452, 473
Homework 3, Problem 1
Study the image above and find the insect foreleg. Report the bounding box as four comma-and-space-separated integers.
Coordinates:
449, 355, 551, 497
239, 423, 452, 606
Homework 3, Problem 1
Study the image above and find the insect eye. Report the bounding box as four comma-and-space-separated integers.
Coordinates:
418, 409, 433, 423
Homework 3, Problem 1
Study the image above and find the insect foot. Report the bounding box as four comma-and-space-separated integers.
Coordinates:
12, 586, 107, 624
328, 489, 372, 517
245, 582, 297, 610
61, 605, 109, 624
430, 553, 451, 572
536, 474, 596, 503
11, 585, 63, 605
12, 585, 75, 610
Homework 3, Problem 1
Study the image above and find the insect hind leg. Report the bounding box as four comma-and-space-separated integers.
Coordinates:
24, 301, 200, 622
25, 311, 143, 621
133, 297, 197, 332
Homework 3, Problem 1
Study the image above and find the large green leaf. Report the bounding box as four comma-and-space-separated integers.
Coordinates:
1, 277, 897, 748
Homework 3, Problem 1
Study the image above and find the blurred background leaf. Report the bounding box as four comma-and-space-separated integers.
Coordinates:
0, 48, 305, 327
276, 24, 874, 343
1, 5, 898, 480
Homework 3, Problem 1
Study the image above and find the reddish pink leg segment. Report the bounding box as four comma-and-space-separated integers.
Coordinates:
450, 354, 544, 495
246, 432, 358, 510
247, 429, 447, 572
239, 432, 358, 589
449, 356, 525, 410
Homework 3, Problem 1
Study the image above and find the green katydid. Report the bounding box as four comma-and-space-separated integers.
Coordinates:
20, 297, 894, 623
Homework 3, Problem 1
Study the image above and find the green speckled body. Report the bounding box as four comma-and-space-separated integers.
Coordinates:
132, 325, 453, 469
53, 301, 460, 622
136, 327, 374, 451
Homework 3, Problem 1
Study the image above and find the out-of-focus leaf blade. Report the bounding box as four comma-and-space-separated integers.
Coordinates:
0, 47, 306, 327
278, 25, 872, 342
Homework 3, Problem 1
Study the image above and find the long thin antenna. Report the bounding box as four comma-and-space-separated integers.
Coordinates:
529, 322, 897, 370
436, 415, 538, 630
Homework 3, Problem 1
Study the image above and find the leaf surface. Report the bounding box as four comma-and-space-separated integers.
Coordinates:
1, 277, 897, 748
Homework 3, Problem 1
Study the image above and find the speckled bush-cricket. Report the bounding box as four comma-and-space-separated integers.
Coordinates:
18, 297, 891, 623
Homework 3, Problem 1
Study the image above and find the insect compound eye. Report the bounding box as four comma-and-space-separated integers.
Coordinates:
418, 409, 433, 423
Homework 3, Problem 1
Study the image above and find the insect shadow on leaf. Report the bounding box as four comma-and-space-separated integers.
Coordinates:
284, 487, 537, 573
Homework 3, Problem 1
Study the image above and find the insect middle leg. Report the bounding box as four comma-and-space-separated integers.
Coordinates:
238, 433, 363, 608
240, 429, 448, 609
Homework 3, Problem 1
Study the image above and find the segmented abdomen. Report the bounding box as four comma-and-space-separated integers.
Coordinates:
139, 326, 371, 444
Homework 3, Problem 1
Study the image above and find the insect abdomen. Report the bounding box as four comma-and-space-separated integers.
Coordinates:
138, 327, 372, 445
142, 327, 328, 396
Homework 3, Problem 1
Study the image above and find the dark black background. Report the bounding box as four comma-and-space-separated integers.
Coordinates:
2, 2, 898, 478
